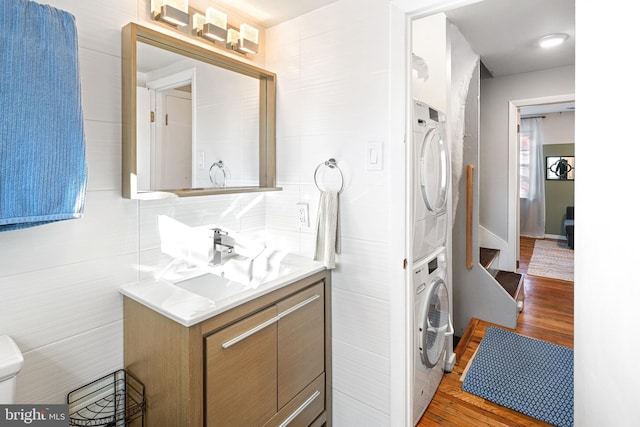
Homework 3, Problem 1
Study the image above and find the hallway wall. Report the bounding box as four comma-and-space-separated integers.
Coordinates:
480, 66, 575, 242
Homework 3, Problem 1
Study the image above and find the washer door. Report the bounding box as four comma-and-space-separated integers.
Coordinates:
419, 278, 449, 368
419, 126, 449, 213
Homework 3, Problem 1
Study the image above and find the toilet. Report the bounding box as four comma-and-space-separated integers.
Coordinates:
0, 336, 24, 404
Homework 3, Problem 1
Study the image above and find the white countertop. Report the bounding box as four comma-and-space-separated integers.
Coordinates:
120, 253, 325, 327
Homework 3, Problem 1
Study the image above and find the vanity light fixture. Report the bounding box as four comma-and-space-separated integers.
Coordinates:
151, 0, 189, 27
192, 12, 205, 35
152, 2, 258, 55
239, 23, 259, 54
538, 33, 569, 48
202, 8, 228, 42
226, 27, 241, 51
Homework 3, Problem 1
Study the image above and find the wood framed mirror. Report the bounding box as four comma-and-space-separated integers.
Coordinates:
122, 22, 279, 199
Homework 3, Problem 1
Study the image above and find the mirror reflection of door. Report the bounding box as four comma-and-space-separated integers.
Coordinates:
136, 81, 193, 192
157, 87, 192, 190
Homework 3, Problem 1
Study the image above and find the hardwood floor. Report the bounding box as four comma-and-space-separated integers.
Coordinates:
418, 237, 574, 426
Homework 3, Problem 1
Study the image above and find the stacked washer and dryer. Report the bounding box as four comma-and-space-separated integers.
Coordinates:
411, 99, 454, 425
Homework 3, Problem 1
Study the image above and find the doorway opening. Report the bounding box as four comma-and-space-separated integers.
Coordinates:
508, 95, 575, 267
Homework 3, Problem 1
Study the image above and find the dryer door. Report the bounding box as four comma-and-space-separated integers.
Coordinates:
419, 278, 449, 368
419, 126, 449, 213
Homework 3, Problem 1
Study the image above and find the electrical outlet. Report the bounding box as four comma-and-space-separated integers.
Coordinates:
296, 203, 310, 228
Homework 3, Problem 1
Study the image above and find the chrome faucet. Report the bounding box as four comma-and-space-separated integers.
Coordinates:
211, 228, 234, 265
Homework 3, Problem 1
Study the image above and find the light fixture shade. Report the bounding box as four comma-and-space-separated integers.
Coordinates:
239, 24, 259, 54
538, 33, 569, 48
206, 8, 227, 29
201, 8, 227, 42
192, 12, 205, 33
226, 28, 240, 50
151, 0, 189, 26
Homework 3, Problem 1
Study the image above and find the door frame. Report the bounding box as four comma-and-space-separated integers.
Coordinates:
507, 93, 575, 270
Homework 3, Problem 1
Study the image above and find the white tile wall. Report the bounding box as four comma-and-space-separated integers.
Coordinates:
17, 322, 124, 404
0, 255, 136, 353
266, 0, 395, 420
332, 289, 390, 356
332, 339, 391, 415
84, 121, 122, 191
79, 49, 122, 123
333, 390, 390, 427
51, 0, 137, 56
331, 238, 390, 301
0, 191, 138, 278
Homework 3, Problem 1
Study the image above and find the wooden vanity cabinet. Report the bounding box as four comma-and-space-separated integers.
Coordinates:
124, 270, 331, 427
206, 306, 279, 426
277, 284, 325, 408
206, 282, 325, 426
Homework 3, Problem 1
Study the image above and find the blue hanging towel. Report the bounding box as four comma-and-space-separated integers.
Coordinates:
0, 0, 87, 231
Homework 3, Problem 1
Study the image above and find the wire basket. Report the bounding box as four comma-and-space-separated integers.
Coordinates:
67, 369, 145, 427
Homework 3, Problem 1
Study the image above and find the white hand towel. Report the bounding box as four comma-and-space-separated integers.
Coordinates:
314, 191, 340, 269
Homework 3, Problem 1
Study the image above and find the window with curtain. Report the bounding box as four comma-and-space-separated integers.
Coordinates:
519, 118, 545, 238
520, 133, 530, 198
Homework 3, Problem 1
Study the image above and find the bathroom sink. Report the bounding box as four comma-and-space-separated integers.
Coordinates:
166, 250, 305, 303
120, 252, 325, 326
173, 250, 297, 299
122, 218, 326, 326
173, 273, 250, 302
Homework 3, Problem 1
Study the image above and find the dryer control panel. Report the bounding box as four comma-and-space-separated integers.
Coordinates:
427, 250, 447, 274
428, 256, 439, 274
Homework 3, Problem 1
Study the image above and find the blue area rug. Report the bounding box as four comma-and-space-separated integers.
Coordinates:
462, 327, 573, 427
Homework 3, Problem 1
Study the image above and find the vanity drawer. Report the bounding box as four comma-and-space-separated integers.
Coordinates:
264, 373, 325, 427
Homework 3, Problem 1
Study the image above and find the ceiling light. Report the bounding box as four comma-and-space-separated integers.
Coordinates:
538, 33, 569, 48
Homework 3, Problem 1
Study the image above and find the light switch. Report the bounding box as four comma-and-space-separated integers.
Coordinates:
366, 141, 383, 171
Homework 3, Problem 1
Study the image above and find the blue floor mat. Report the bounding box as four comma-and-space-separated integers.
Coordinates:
462, 327, 573, 427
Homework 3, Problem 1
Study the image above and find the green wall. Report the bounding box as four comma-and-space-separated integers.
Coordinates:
543, 143, 575, 236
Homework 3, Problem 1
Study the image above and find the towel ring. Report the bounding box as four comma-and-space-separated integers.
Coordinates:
314, 158, 344, 193
209, 160, 228, 187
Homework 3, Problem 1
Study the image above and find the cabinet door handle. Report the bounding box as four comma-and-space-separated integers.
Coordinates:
278, 294, 320, 319
278, 390, 321, 427
221, 316, 279, 349
221, 294, 320, 349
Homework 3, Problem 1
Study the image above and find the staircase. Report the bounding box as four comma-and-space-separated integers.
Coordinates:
480, 247, 525, 312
